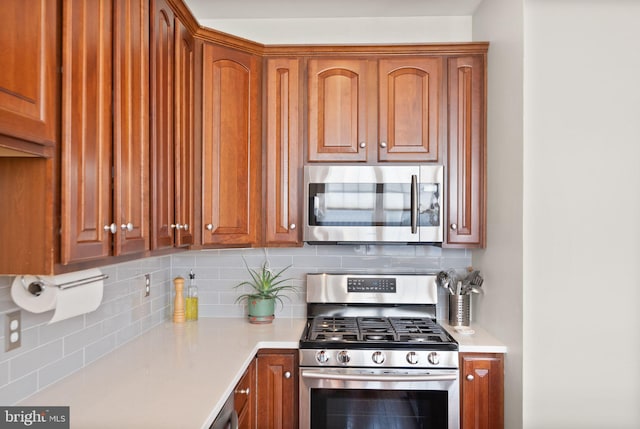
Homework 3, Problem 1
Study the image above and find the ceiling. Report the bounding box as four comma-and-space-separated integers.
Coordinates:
183, 0, 483, 20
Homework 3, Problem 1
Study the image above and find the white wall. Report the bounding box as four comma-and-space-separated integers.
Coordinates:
472, 0, 524, 428
200, 16, 472, 44
523, 1, 640, 427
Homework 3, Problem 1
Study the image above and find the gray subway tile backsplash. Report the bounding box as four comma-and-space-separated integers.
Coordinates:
0, 244, 470, 404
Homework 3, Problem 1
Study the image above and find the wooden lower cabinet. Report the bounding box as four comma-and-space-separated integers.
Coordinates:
460, 352, 504, 429
256, 349, 298, 429
234, 358, 256, 429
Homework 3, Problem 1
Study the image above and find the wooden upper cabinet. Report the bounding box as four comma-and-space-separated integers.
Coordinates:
378, 57, 442, 162
173, 17, 195, 247
150, 0, 175, 250
307, 59, 369, 162
61, 0, 151, 265
112, 0, 150, 256
0, 0, 59, 156
446, 55, 486, 248
60, 0, 113, 264
460, 353, 504, 429
307, 56, 443, 163
201, 44, 261, 246
265, 58, 302, 246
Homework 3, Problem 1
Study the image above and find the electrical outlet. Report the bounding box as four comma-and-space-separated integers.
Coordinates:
144, 274, 151, 297
5, 310, 21, 352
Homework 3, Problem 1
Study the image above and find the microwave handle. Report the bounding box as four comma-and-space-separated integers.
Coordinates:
411, 175, 418, 234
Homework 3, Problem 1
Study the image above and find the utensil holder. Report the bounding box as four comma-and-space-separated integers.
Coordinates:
449, 294, 470, 326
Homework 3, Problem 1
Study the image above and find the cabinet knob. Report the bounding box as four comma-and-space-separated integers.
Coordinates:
450, 223, 458, 231
284, 371, 291, 379
466, 374, 474, 381
171, 223, 184, 230
121, 223, 134, 232
183, 224, 189, 231
289, 223, 296, 230
359, 142, 366, 149
206, 224, 214, 231
104, 223, 117, 234
380, 141, 387, 148
234, 388, 250, 395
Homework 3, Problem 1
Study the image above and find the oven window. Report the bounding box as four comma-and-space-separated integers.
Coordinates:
311, 389, 448, 429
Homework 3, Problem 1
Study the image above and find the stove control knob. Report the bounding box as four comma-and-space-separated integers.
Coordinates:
372, 351, 385, 365
316, 350, 330, 364
337, 350, 351, 364
406, 351, 419, 365
427, 352, 440, 365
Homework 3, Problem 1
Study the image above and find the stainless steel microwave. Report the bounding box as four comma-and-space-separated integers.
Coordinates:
303, 165, 444, 244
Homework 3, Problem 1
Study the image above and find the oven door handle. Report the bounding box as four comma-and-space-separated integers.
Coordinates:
301, 369, 457, 383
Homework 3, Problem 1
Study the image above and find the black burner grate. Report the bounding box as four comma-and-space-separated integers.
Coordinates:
307, 316, 451, 345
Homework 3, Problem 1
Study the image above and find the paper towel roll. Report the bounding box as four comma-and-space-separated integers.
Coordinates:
11, 268, 105, 324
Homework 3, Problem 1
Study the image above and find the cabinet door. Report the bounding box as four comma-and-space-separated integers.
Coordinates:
378, 57, 442, 162
202, 44, 261, 246
307, 59, 370, 162
235, 358, 256, 429
256, 349, 298, 429
60, 0, 113, 264
0, 0, 58, 155
446, 55, 486, 248
265, 58, 302, 246
460, 353, 504, 429
173, 17, 195, 247
113, 0, 150, 256
150, 0, 175, 250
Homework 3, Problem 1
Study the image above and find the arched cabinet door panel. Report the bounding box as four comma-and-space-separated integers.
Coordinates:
378, 57, 443, 162
201, 43, 261, 246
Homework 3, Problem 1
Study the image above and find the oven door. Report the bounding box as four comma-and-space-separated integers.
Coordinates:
299, 367, 459, 429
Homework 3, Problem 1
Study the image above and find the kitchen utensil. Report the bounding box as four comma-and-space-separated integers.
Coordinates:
437, 270, 455, 294
467, 286, 484, 295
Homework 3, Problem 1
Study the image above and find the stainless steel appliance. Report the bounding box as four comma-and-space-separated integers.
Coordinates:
303, 165, 444, 244
209, 393, 238, 429
299, 273, 459, 429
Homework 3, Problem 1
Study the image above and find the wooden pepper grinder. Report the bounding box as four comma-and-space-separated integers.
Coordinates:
173, 276, 185, 323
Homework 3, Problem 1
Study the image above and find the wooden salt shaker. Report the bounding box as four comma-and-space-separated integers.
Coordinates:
173, 276, 185, 323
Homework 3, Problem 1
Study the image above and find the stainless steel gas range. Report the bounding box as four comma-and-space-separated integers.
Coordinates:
299, 273, 459, 429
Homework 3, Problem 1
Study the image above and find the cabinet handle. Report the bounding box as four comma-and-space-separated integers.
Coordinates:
121, 223, 134, 232
104, 223, 117, 234
284, 371, 291, 379
466, 374, 474, 381
206, 224, 214, 231
359, 142, 366, 149
234, 388, 250, 395
289, 223, 296, 230
380, 141, 387, 148
450, 223, 458, 231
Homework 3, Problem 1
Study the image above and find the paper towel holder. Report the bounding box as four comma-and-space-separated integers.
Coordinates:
20, 273, 109, 296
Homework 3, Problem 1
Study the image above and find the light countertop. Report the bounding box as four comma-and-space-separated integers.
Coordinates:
20, 318, 306, 429
20, 317, 505, 429
444, 322, 508, 354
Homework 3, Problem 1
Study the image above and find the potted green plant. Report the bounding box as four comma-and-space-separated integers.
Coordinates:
234, 258, 296, 324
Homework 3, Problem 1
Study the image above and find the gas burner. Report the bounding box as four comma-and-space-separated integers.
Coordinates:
300, 274, 458, 357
